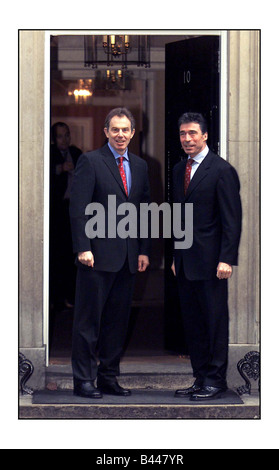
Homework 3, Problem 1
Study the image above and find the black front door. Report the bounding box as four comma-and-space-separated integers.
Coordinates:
164, 35, 220, 353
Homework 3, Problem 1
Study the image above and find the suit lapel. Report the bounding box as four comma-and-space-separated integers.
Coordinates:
101, 144, 128, 197
185, 151, 213, 200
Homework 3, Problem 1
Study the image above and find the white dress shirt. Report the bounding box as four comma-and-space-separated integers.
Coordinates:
188, 145, 209, 180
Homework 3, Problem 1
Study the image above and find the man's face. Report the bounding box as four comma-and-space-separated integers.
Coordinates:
55, 126, 71, 151
179, 122, 208, 158
104, 115, 135, 155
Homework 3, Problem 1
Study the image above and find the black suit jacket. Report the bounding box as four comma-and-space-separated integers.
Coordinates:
69, 144, 150, 274
50, 144, 82, 207
173, 150, 242, 280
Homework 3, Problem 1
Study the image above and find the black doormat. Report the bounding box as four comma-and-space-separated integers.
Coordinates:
33, 389, 243, 405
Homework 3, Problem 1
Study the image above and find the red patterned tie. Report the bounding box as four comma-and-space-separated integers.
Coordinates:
184, 158, 194, 194
118, 156, 128, 196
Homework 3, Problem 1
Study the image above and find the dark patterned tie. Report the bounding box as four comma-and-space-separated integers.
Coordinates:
184, 158, 194, 194
118, 156, 128, 195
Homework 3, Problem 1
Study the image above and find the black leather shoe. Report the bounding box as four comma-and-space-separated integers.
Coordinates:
97, 380, 131, 396
190, 385, 227, 401
73, 379, 103, 399
174, 384, 202, 397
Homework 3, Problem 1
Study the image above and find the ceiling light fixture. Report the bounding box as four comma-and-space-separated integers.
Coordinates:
84, 34, 150, 69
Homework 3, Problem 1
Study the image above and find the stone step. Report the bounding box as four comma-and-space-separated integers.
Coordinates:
45, 368, 194, 391
19, 356, 260, 419
19, 355, 260, 420
45, 356, 194, 390
19, 391, 259, 419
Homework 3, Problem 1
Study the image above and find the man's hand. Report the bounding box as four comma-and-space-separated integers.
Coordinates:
216, 262, 232, 279
138, 255, 149, 272
62, 161, 74, 172
78, 251, 94, 267
171, 261, 176, 276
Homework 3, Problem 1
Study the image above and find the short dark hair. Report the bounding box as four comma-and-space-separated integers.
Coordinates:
51, 122, 70, 142
178, 112, 208, 134
104, 107, 136, 131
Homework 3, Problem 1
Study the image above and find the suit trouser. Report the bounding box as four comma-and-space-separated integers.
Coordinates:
176, 265, 229, 388
72, 259, 135, 382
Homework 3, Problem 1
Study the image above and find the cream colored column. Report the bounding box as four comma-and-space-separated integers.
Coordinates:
227, 30, 260, 345
19, 31, 46, 385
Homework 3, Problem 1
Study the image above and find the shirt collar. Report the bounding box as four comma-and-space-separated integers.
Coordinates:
108, 142, 129, 161
189, 145, 209, 164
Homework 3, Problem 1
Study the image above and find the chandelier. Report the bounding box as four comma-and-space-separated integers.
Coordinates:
84, 34, 150, 69
103, 35, 130, 58
68, 79, 93, 103
94, 69, 133, 91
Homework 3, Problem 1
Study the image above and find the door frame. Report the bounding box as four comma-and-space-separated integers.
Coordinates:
43, 30, 228, 365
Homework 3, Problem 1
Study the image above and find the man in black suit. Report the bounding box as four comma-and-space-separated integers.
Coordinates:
172, 112, 242, 400
50, 122, 82, 311
69, 108, 150, 398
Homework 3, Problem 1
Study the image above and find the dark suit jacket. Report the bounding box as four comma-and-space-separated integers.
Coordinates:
69, 143, 150, 274
173, 150, 242, 280
50, 144, 82, 208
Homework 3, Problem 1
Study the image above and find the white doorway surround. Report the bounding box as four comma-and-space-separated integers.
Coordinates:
43, 30, 228, 365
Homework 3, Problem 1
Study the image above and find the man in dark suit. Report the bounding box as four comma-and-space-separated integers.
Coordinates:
172, 112, 242, 400
50, 122, 82, 311
69, 108, 150, 398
